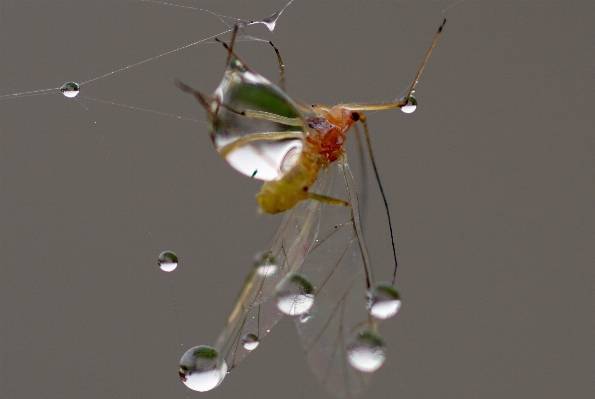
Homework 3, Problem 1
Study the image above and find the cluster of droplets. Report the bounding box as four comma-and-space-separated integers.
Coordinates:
175, 261, 403, 391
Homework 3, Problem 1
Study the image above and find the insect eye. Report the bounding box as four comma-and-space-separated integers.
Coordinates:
351, 112, 360, 121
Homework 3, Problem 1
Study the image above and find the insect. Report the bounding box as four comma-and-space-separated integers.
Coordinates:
176, 18, 446, 397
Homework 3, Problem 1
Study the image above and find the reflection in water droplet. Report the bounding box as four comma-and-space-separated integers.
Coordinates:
299, 313, 312, 323
158, 251, 178, 272
347, 331, 386, 373
254, 252, 278, 277
262, 11, 280, 31
242, 333, 259, 351
61, 82, 80, 98
401, 96, 417, 114
366, 282, 401, 320
275, 273, 315, 316
179, 346, 227, 392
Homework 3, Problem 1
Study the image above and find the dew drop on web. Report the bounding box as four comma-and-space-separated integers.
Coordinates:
178, 346, 228, 392
346, 331, 387, 373
366, 282, 402, 320
60, 82, 80, 98
261, 11, 281, 31
401, 95, 417, 114
275, 273, 315, 316
242, 333, 260, 351
158, 251, 178, 272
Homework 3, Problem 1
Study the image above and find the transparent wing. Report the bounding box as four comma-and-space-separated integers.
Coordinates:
294, 158, 377, 398
213, 168, 330, 369
213, 156, 378, 398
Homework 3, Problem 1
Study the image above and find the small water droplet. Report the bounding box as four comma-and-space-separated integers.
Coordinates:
179, 346, 227, 392
61, 82, 80, 98
158, 251, 178, 272
401, 95, 417, 114
242, 333, 259, 351
366, 282, 401, 320
261, 11, 280, 31
299, 313, 312, 323
347, 331, 386, 373
275, 273, 315, 316
254, 252, 277, 277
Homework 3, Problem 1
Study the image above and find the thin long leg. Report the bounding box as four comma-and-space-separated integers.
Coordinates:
242, 110, 303, 126
359, 115, 399, 286
218, 131, 304, 158
175, 80, 212, 113
268, 41, 286, 92
352, 123, 369, 220
404, 18, 446, 102
313, 19, 446, 112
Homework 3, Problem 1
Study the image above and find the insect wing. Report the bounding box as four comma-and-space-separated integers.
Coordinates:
213, 171, 330, 369
295, 159, 377, 398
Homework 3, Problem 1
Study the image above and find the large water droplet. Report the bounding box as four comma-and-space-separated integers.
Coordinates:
242, 333, 259, 351
209, 57, 306, 181
254, 252, 278, 277
179, 346, 227, 392
61, 82, 80, 98
401, 96, 417, 114
275, 273, 315, 316
366, 282, 401, 320
346, 331, 387, 373
158, 251, 178, 272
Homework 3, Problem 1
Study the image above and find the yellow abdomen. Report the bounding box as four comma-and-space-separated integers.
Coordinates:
257, 151, 322, 214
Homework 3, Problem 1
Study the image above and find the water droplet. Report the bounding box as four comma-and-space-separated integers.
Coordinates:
261, 11, 280, 31
347, 331, 387, 373
179, 346, 227, 392
401, 95, 417, 114
254, 252, 278, 277
209, 57, 305, 181
158, 251, 178, 272
242, 333, 259, 351
61, 82, 80, 98
275, 273, 315, 316
299, 313, 312, 323
366, 282, 401, 320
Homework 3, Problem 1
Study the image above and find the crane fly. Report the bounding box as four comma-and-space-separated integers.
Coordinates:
176, 18, 446, 397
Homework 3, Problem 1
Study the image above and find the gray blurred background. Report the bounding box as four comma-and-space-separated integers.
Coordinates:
1, 1, 594, 398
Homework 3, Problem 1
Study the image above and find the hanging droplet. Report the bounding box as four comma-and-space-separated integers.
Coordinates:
242, 333, 260, 351
60, 82, 80, 98
275, 273, 315, 316
261, 11, 280, 31
346, 331, 387, 373
366, 282, 401, 320
254, 252, 278, 277
179, 346, 228, 392
205, 56, 305, 181
401, 95, 417, 114
158, 251, 178, 272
